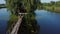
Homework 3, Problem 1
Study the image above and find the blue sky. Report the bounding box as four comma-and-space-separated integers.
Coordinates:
0, 0, 5, 4
0, 0, 60, 4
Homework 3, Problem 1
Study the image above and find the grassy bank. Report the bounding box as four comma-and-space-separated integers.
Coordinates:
7, 14, 18, 29
43, 6, 60, 13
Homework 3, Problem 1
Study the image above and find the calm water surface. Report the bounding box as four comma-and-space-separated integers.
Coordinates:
35, 10, 60, 34
0, 8, 10, 34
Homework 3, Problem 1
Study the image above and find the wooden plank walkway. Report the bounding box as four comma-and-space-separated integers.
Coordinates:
10, 16, 23, 34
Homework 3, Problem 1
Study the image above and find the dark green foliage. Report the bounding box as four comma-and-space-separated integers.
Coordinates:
6, 0, 41, 14
18, 13, 39, 34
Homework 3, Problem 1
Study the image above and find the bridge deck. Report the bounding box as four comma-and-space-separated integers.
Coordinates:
10, 16, 23, 34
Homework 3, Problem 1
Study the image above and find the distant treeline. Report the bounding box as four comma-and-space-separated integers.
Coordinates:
0, 4, 6, 8
42, 1, 60, 7
42, 1, 60, 13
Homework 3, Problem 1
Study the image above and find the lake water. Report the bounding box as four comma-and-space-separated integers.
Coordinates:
35, 10, 60, 34
0, 8, 10, 34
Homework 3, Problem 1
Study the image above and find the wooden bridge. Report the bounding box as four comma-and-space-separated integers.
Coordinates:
10, 16, 23, 34
7, 13, 28, 34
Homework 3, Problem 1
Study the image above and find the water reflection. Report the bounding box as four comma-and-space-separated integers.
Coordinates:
0, 8, 10, 34
35, 9, 60, 34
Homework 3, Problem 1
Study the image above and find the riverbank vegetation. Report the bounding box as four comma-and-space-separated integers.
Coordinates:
7, 14, 18, 33
42, 1, 60, 13
7, 14, 18, 28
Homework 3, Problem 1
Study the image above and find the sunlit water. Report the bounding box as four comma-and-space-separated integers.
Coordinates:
0, 8, 10, 34
35, 10, 60, 34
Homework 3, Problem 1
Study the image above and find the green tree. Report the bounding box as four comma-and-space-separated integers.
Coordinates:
51, 1, 55, 5
6, 0, 41, 14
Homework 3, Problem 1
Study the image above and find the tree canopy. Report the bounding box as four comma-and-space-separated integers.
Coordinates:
6, 0, 41, 14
